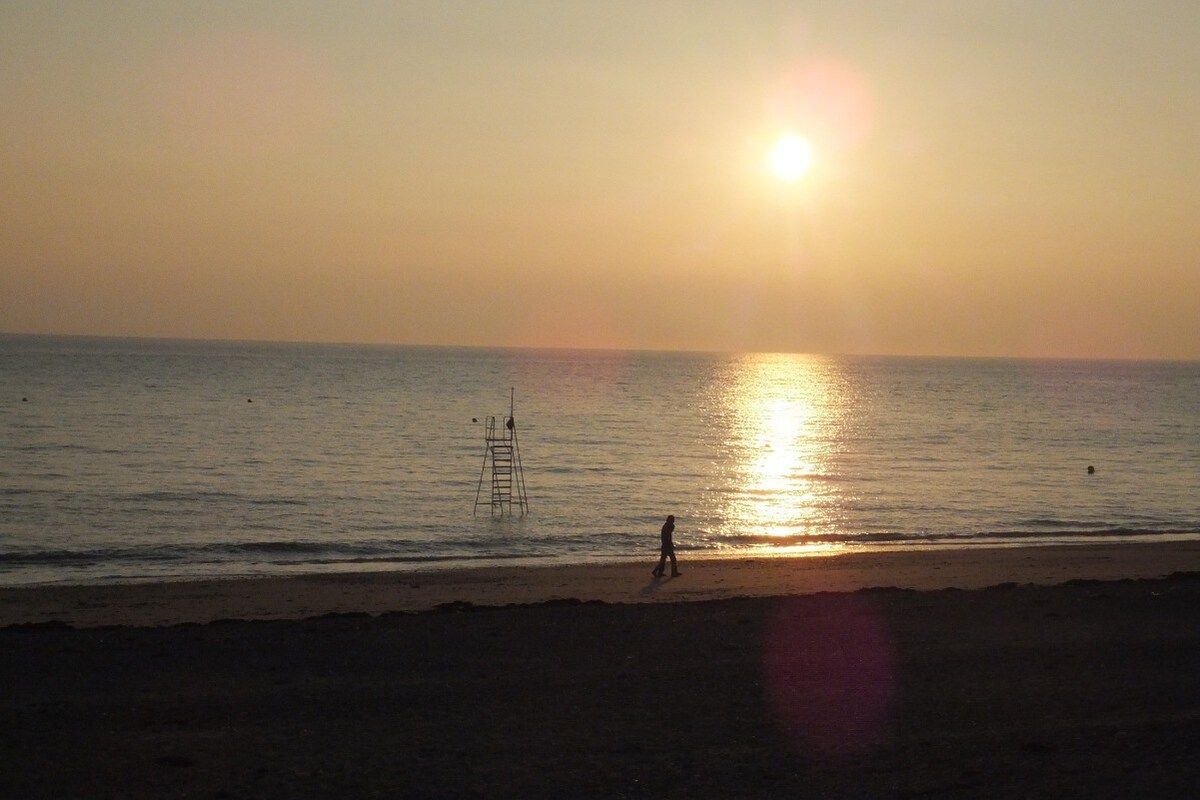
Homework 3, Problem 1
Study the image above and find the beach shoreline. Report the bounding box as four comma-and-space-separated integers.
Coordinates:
3, 540, 1199, 798
3, 539, 1199, 628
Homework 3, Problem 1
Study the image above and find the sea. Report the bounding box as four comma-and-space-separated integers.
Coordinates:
2, 334, 1199, 586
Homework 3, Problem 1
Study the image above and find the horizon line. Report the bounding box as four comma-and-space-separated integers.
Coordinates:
2, 330, 1196, 365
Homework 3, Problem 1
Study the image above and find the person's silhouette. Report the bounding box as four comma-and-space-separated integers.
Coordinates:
652, 514, 680, 577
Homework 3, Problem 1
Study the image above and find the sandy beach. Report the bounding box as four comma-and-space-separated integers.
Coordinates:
3, 541, 1200, 798
4, 541, 1200, 629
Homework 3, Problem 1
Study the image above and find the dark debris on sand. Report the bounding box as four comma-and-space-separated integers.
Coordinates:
2, 576, 1199, 798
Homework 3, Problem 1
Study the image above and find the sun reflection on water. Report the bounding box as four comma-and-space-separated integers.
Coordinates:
712, 353, 849, 553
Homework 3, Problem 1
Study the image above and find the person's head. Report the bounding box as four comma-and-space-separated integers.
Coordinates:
666, 514, 674, 523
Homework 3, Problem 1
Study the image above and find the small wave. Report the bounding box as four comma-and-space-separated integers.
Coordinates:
1018, 518, 1098, 530
301, 552, 555, 566
974, 528, 1192, 541
533, 465, 590, 475
122, 490, 241, 503
0, 539, 402, 567
0, 547, 187, 565
116, 490, 308, 507
213, 540, 388, 556
701, 527, 1197, 549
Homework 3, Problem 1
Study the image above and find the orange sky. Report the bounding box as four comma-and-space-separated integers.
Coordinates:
2, 3, 1198, 359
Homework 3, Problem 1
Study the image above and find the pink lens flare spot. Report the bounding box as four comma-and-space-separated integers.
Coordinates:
763, 593, 895, 754
771, 57, 875, 153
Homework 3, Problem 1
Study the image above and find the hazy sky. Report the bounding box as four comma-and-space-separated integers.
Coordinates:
2, 2, 1198, 358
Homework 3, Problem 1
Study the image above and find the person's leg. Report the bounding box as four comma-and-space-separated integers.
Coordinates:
669, 550, 679, 576
653, 551, 666, 576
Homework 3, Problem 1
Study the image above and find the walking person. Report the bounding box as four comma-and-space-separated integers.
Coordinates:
651, 514, 680, 578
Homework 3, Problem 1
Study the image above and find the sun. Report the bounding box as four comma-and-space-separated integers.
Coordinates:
767, 133, 815, 182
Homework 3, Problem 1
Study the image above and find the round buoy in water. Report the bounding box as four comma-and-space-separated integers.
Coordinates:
1087, 465, 1095, 474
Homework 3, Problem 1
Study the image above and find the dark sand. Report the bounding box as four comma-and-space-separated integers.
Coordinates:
2, 543, 1199, 798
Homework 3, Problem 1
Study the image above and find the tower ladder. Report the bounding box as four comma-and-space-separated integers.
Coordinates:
473, 390, 529, 516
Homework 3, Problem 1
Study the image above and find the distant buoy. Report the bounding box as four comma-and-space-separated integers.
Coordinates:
1087, 465, 1095, 474
22, 397, 28, 402
247, 398, 253, 403
472, 418, 478, 423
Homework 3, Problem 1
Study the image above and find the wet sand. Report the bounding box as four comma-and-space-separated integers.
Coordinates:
2, 541, 1199, 798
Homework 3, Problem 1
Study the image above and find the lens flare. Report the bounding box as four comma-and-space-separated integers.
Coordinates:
771, 57, 875, 153
763, 594, 895, 754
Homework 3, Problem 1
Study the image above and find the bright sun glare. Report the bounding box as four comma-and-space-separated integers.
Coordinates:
768, 133, 814, 182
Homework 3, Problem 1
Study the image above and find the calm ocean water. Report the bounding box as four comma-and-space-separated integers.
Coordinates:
2, 334, 1199, 585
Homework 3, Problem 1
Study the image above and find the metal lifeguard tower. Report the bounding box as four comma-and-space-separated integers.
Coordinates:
473, 389, 529, 516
